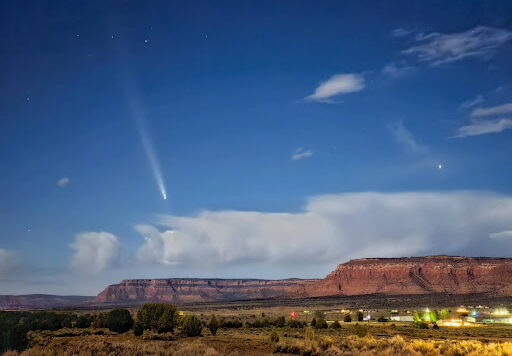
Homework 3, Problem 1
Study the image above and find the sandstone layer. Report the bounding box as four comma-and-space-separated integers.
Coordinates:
93, 256, 512, 304
93, 278, 317, 304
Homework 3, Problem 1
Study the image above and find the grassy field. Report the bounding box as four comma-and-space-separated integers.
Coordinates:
4, 296, 512, 355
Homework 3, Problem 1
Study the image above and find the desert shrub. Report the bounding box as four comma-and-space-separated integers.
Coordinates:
182, 315, 202, 337
305, 326, 315, 340
433, 323, 440, 329
220, 319, 243, 328
75, 314, 92, 328
105, 308, 133, 334
329, 320, 341, 329
310, 318, 317, 327
416, 321, 429, 329
270, 328, 280, 343
314, 318, 328, 329
287, 319, 306, 328
343, 314, 352, 322
377, 316, 387, 322
350, 323, 369, 338
133, 322, 144, 336
273, 316, 286, 328
357, 311, 364, 322
207, 315, 219, 336
92, 313, 108, 328
317, 335, 334, 350
134, 303, 179, 334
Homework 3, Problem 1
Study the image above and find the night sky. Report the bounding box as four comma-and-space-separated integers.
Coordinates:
2, 1, 512, 295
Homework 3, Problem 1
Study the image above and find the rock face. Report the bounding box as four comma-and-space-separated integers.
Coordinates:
93, 256, 512, 304
310, 256, 512, 297
93, 278, 317, 304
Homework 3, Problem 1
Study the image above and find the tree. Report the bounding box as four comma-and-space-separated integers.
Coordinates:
182, 315, 202, 337
207, 315, 219, 336
310, 318, 317, 327
357, 311, 364, 322
329, 320, 341, 329
76, 314, 92, 328
106, 309, 133, 334
134, 304, 179, 335
440, 309, 450, 320
344, 314, 352, 322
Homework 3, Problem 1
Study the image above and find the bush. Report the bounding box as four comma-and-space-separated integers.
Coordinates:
329, 320, 341, 329
207, 315, 219, 336
134, 304, 179, 335
350, 323, 369, 338
76, 314, 92, 328
133, 322, 144, 336
416, 321, 429, 329
182, 315, 202, 337
357, 311, 364, 322
270, 328, 279, 343
310, 318, 317, 327
105, 309, 133, 334
313, 318, 327, 329
273, 316, 286, 328
344, 314, 352, 322
378, 316, 388, 322
221, 319, 243, 328
287, 319, 306, 328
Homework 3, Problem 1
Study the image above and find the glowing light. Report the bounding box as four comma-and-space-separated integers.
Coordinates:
456, 307, 469, 314
136, 118, 168, 201
290, 312, 296, 318
493, 308, 510, 316
438, 164, 443, 169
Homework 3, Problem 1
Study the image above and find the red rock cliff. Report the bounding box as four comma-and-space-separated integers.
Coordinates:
93, 278, 317, 304
93, 256, 512, 304
309, 256, 512, 296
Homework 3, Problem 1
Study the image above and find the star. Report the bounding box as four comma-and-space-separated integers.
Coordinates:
144, 39, 149, 44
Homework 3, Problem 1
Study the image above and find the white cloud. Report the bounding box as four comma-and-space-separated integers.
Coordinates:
291, 148, 313, 160
453, 118, 512, 138
388, 121, 428, 154
402, 26, 512, 66
56, 177, 70, 187
381, 61, 414, 77
489, 230, 512, 240
460, 95, 484, 110
305, 74, 364, 102
471, 102, 512, 118
136, 191, 512, 268
391, 28, 412, 38
0, 249, 19, 276
70, 232, 120, 274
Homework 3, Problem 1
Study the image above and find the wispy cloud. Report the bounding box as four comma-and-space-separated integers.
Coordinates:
489, 230, 512, 240
391, 28, 412, 38
291, 148, 313, 160
388, 121, 428, 154
453, 118, 512, 138
305, 74, 364, 102
70, 232, 120, 274
402, 26, 512, 66
471, 101, 512, 117
56, 177, 70, 187
136, 191, 512, 268
460, 95, 484, 110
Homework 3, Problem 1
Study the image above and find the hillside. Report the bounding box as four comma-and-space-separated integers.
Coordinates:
93, 256, 512, 305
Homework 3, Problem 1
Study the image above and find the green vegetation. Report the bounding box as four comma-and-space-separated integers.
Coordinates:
350, 323, 369, 337
181, 315, 202, 337
329, 320, 341, 329
105, 309, 133, 334
134, 303, 179, 334
207, 315, 219, 336
343, 314, 352, 322
356, 311, 364, 322
312, 311, 328, 329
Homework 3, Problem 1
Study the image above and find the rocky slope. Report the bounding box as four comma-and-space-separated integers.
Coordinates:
93, 256, 512, 304
310, 256, 512, 297
93, 278, 317, 304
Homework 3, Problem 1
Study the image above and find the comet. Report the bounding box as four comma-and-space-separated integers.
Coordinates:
136, 117, 168, 201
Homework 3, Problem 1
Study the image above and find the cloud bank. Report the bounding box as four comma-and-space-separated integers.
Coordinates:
70, 232, 120, 274
136, 191, 512, 268
305, 74, 364, 102
454, 101, 512, 137
402, 26, 512, 66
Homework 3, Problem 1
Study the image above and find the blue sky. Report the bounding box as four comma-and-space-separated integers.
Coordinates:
1, 1, 512, 295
